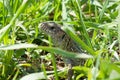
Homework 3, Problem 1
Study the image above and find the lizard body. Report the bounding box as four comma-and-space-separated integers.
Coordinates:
39, 22, 85, 79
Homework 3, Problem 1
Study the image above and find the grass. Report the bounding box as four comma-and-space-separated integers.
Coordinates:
0, 0, 120, 80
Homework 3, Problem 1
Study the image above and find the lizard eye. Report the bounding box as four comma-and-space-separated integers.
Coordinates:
50, 26, 55, 30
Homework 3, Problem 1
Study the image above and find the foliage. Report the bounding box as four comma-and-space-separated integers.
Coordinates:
0, 0, 120, 80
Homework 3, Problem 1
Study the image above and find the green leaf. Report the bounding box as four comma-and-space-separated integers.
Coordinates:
0, 44, 93, 59
20, 72, 46, 80
0, 43, 38, 50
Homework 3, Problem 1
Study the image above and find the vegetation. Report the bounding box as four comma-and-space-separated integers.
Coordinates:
0, 0, 120, 80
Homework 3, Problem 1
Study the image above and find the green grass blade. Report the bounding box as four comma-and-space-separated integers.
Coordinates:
41, 63, 48, 80
65, 29, 96, 56
76, 0, 92, 48
0, 0, 29, 42
99, 0, 109, 22
48, 36, 59, 80
0, 44, 93, 59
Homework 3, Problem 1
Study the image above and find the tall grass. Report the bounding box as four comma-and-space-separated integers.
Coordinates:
0, 0, 120, 80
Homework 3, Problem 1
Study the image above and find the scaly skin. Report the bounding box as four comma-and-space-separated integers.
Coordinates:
39, 22, 85, 80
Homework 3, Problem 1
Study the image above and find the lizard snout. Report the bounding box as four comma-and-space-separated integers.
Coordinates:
39, 22, 48, 31
39, 22, 46, 28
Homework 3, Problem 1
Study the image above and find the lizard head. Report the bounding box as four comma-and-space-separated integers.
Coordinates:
39, 22, 65, 37
39, 22, 66, 47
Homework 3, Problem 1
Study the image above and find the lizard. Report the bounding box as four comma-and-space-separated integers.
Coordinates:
39, 22, 86, 80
